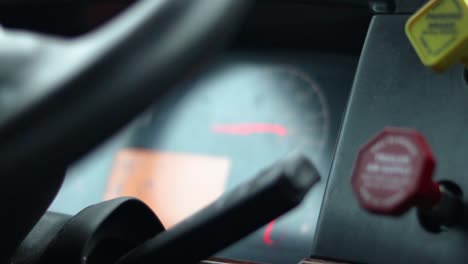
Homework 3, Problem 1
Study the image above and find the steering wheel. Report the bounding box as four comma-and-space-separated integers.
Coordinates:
0, 1, 248, 260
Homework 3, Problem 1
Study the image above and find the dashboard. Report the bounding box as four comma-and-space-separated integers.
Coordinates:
0, 1, 369, 263
50, 52, 357, 264
3, 1, 468, 263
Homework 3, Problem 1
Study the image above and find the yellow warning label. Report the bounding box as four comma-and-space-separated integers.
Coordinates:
406, 0, 468, 71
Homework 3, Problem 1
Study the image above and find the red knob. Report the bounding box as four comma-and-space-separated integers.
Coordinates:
351, 127, 441, 216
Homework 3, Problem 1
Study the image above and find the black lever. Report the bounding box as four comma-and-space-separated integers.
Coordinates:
117, 153, 321, 264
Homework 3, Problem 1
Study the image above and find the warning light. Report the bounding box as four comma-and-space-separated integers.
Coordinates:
406, 0, 468, 71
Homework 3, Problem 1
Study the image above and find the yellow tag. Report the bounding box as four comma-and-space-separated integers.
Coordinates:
406, 0, 468, 71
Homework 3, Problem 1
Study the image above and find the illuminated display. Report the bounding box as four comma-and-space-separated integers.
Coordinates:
105, 149, 230, 228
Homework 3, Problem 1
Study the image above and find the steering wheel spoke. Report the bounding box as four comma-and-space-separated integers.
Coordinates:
0, 0, 249, 261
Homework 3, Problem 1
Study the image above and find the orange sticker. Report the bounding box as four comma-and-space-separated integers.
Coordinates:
105, 149, 230, 228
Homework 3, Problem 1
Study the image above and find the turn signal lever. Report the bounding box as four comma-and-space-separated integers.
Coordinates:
351, 127, 463, 231
118, 153, 321, 264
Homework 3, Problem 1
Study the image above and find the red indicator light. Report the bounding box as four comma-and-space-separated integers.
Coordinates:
212, 123, 288, 137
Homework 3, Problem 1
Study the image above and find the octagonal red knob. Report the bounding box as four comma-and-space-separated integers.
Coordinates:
351, 127, 441, 216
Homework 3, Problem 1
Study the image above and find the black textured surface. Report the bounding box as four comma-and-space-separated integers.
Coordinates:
40, 198, 164, 264
313, 15, 468, 264
11, 212, 71, 264
13, 198, 164, 264
392, 0, 427, 13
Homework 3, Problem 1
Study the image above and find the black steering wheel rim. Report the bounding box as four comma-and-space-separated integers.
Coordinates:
0, 1, 248, 260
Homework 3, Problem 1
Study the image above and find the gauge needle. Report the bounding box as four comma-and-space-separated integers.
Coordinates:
263, 220, 276, 246
212, 123, 288, 136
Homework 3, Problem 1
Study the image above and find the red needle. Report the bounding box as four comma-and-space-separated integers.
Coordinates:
263, 220, 276, 246
212, 123, 288, 137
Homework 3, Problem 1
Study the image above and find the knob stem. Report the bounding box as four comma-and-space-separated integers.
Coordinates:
417, 180, 441, 209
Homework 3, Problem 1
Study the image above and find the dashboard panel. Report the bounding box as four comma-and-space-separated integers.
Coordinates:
49, 52, 357, 263
3, 1, 468, 263
0, 1, 372, 263
312, 15, 468, 264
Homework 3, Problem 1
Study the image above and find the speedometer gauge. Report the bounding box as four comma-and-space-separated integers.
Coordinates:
124, 62, 330, 188
102, 61, 332, 261
219, 65, 330, 152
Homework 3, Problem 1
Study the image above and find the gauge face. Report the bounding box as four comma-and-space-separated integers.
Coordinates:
106, 62, 332, 261
210, 65, 329, 152
127, 63, 330, 190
